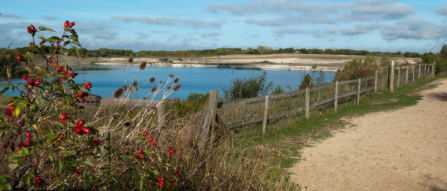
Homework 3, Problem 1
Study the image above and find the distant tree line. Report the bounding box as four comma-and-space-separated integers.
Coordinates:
1, 45, 422, 60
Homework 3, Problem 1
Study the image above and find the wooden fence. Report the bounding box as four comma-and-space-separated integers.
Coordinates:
196, 63, 435, 138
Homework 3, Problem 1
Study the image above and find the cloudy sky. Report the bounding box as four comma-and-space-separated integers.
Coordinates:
1, 0, 447, 53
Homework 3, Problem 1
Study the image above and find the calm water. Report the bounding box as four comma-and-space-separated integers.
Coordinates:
3, 66, 335, 100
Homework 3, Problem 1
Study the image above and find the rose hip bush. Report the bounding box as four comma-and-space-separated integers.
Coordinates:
0, 21, 181, 190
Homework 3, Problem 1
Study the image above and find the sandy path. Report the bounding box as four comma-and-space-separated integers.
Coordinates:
290, 78, 447, 191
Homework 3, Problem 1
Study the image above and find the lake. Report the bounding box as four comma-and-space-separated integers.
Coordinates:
3, 66, 335, 100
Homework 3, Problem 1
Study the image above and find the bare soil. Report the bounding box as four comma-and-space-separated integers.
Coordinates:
289, 78, 447, 191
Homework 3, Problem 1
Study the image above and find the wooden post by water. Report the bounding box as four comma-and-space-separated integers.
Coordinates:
418, 65, 421, 79
305, 87, 310, 119
199, 90, 219, 151
412, 66, 415, 83
397, 68, 401, 88
390, 61, 395, 92
157, 104, 166, 129
334, 81, 339, 112
100, 128, 111, 166
374, 70, 378, 93
405, 65, 409, 85
357, 78, 361, 104
262, 96, 269, 135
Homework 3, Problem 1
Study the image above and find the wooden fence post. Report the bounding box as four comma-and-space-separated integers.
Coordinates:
412, 66, 415, 83
374, 70, 378, 93
390, 61, 395, 92
418, 65, 421, 79
199, 90, 219, 151
305, 87, 310, 119
397, 68, 400, 88
357, 78, 361, 104
433, 63, 436, 76
100, 128, 111, 166
157, 103, 166, 129
334, 81, 338, 112
262, 96, 269, 135
405, 65, 409, 85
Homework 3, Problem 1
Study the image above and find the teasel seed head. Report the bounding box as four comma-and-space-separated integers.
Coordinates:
173, 78, 179, 83
128, 57, 133, 63
168, 73, 174, 78
132, 81, 138, 87
167, 85, 172, 90
139, 62, 147, 70
168, 115, 177, 121
113, 87, 124, 98
173, 84, 182, 91
159, 80, 162, 83
122, 85, 127, 89
149, 77, 155, 83
143, 96, 147, 100
151, 86, 157, 92
135, 87, 139, 91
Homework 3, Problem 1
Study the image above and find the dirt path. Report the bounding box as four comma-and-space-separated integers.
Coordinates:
290, 78, 447, 191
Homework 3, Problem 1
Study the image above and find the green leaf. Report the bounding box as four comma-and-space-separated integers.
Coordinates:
69, 29, 78, 37
46, 133, 57, 140
54, 179, 63, 184
49, 36, 61, 41
26, 52, 35, 60
71, 40, 82, 48
83, 160, 93, 167
1, 83, 8, 88
14, 68, 22, 74
63, 40, 71, 46
8, 164, 19, 172
0, 87, 10, 96
57, 159, 63, 173
73, 46, 80, 57
39, 26, 55, 32
0, 176, 12, 190
24, 174, 30, 185
6, 68, 11, 78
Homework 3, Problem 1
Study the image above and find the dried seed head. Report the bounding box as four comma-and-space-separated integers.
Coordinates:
113, 88, 124, 98
132, 81, 138, 87
168, 115, 177, 121
124, 121, 132, 127
151, 86, 157, 92
128, 86, 133, 91
122, 85, 127, 89
173, 78, 179, 83
173, 84, 182, 92
139, 62, 147, 70
135, 87, 139, 91
128, 57, 133, 63
168, 74, 174, 78
159, 80, 162, 83
167, 85, 172, 90
149, 77, 155, 83
143, 97, 147, 100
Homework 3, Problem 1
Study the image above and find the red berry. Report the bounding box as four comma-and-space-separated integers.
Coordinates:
78, 106, 84, 109
34, 81, 40, 86
5, 108, 11, 116
9, 105, 14, 111
77, 92, 83, 97
27, 26, 32, 33
82, 127, 90, 134
153, 142, 157, 146
67, 73, 73, 77
26, 132, 32, 139
36, 77, 39, 81
64, 20, 69, 27
82, 92, 89, 97
85, 82, 92, 86
149, 137, 153, 143
64, 68, 68, 74
168, 147, 171, 151
60, 113, 67, 120
16, 55, 21, 61
2, 144, 6, 148
161, 177, 164, 181
30, 25, 36, 32
25, 140, 31, 146
23, 74, 28, 80
75, 169, 82, 175
143, 131, 147, 137
169, 150, 175, 154
86, 85, 92, 89
95, 139, 101, 145
68, 22, 75, 28
6, 117, 10, 121
27, 79, 34, 85
54, 62, 58, 67
35, 177, 40, 181
74, 127, 81, 134
80, 97, 86, 101
76, 120, 85, 128
56, 45, 61, 50
176, 173, 180, 177
62, 121, 66, 125
176, 171, 179, 174
150, 182, 155, 186
58, 66, 63, 72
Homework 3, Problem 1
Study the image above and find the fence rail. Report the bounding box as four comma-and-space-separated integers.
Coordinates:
198, 63, 436, 139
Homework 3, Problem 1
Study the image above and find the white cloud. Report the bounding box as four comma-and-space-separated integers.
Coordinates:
434, 4, 447, 15
340, 24, 383, 36
201, 32, 223, 38
0, 13, 22, 19
381, 19, 447, 41
274, 28, 325, 38
42, 15, 57, 20
112, 16, 222, 29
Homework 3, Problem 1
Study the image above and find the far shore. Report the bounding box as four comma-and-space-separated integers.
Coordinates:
34, 54, 422, 72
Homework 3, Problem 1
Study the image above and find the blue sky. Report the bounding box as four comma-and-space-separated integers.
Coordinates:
1, 0, 447, 53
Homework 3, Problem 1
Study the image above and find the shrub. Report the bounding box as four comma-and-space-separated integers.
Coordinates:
333, 56, 378, 81
221, 71, 272, 100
